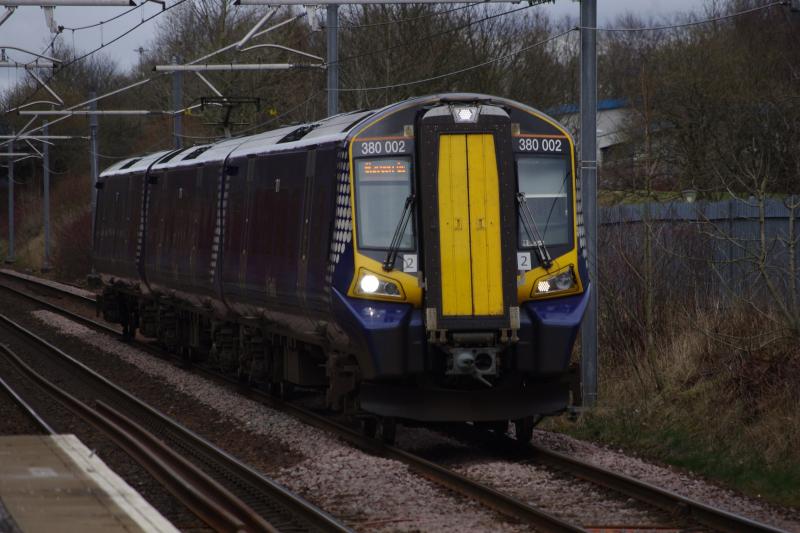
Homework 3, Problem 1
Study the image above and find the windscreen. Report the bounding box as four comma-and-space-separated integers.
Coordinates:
517, 156, 571, 247
354, 157, 414, 250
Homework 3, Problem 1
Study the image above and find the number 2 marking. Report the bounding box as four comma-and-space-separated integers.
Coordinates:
517, 252, 532, 271
403, 254, 418, 273
518, 138, 562, 153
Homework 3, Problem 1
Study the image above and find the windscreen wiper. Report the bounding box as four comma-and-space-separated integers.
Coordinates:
516, 192, 553, 270
383, 194, 415, 271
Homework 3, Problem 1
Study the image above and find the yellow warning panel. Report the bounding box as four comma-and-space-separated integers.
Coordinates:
437, 133, 504, 316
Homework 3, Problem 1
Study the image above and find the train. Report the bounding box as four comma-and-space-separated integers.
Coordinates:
92, 93, 590, 443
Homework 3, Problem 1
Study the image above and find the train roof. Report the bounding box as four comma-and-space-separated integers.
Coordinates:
99, 93, 559, 178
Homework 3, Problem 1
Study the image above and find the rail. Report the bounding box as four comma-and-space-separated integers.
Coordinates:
0, 313, 349, 533
0, 269, 97, 305
0, 342, 272, 532
2, 272, 788, 533
0, 373, 56, 435
528, 443, 785, 533
0, 278, 585, 532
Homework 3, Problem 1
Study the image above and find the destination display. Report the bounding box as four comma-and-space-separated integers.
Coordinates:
355, 158, 411, 182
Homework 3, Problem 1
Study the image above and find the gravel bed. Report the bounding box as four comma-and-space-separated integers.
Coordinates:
0, 366, 48, 436
398, 426, 675, 529
453, 460, 674, 528
529, 430, 800, 532
27, 308, 527, 532
19, 282, 795, 531
398, 420, 799, 531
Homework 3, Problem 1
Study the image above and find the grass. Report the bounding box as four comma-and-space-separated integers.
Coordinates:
551, 402, 800, 507
547, 309, 800, 509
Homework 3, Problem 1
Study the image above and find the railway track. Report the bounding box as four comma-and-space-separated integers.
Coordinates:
0, 371, 56, 435
436, 423, 787, 533
0, 274, 584, 532
0, 270, 789, 533
0, 309, 349, 533
0, 269, 96, 306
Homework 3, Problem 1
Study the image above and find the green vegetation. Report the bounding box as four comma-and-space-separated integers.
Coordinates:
554, 398, 800, 506
562, 0, 800, 510
550, 308, 800, 507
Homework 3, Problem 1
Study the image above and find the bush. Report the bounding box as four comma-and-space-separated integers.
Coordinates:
51, 209, 92, 284
554, 218, 800, 506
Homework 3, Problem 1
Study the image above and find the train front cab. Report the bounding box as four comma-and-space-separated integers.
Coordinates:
332, 96, 591, 424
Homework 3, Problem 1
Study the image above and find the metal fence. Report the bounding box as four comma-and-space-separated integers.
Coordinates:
598, 198, 800, 298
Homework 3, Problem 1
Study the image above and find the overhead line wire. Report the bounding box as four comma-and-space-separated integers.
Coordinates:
335, 27, 574, 92
337, 1, 787, 93
583, 1, 787, 32
237, 89, 323, 134
333, 2, 478, 31
8, 0, 189, 117
7, 8, 314, 144
61, 1, 146, 31
59, 0, 189, 69
329, 3, 533, 67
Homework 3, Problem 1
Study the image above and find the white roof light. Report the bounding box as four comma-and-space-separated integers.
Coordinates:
452, 106, 479, 123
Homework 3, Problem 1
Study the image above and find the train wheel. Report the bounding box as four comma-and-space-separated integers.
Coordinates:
513, 417, 534, 444
379, 418, 397, 445
121, 323, 134, 343
177, 346, 192, 368
476, 420, 509, 435
277, 380, 294, 400
361, 418, 377, 439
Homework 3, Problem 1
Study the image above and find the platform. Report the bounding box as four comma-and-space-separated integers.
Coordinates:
0, 435, 178, 533
0, 269, 96, 301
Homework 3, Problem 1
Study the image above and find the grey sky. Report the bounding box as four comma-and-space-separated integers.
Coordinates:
0, 0, 705, 95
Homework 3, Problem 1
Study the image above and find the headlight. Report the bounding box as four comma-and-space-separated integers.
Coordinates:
532, 266, 577, 297
355, 269, 405, 299
359, 275, 380, 294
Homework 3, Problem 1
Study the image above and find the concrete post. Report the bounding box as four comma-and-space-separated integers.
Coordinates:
5, 137, 14, 263
326, 5, 339, 116
42, 120, 51, 271
172, 55, 183, 149
89, 92, 99, 253
579, 0, 598, 407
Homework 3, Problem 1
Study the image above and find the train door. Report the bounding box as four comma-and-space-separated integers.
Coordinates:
418, 104, 520, 337
437, 134, 504, 317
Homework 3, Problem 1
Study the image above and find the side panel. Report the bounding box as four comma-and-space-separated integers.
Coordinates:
304, 147, 338, 312
93, 173, 144, 284
222, 150, 307, 312
143, 165, 218, 299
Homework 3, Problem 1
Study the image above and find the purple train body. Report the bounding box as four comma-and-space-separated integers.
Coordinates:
93, 93, 589, 441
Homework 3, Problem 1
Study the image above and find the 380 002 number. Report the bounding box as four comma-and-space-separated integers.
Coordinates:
518, 137, 563, 153
359, 140, 406, 155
